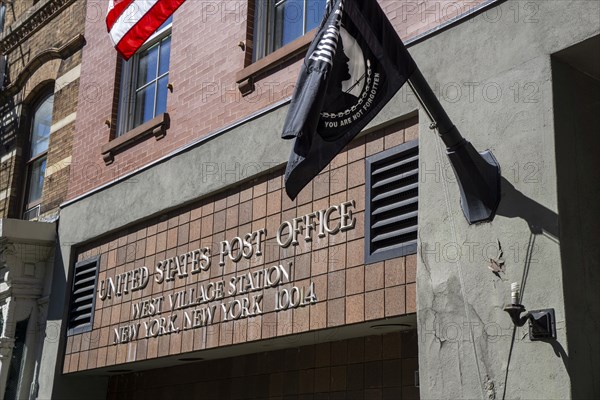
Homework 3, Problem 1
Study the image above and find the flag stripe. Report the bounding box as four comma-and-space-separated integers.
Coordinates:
106, 0, 136, 31
108, 0, 160, 46
108, 0, 185, 60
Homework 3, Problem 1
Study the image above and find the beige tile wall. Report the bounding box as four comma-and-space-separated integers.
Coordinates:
64, 117, 418, 373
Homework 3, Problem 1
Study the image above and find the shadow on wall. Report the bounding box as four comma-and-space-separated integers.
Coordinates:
551, 35, 600, 400
495, 176, 565, 400
0, 97, 19, 216
496, 175, 560, 311
497, 177, 559, 239
492, 34, 600, 400
40, 237, 109, 399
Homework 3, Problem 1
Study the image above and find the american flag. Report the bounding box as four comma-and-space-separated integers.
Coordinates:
106, 0, 185, 60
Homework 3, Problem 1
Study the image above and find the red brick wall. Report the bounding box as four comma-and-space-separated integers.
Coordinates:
68, 0, 486, 200
63, 117, 418, 373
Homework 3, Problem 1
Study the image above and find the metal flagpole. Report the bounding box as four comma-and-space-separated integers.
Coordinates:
407, 66, 501, 224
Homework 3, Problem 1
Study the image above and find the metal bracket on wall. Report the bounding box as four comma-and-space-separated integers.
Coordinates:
408, 67, 501, 224
503, 304, 557, 341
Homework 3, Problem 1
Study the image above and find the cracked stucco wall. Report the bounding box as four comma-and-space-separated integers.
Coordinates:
415, 1, 599, 399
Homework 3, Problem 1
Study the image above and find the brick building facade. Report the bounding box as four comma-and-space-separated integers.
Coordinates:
9, 0, 599, 399
66, 0, 487, 199
0, 1, 86, 399
0, 0, 85, 220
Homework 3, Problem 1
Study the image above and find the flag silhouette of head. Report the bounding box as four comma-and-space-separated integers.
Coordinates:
281, 0, 416, 199
323, 27, 362, 117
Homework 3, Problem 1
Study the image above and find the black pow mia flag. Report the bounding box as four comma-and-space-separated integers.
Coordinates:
282, 0, 416, 199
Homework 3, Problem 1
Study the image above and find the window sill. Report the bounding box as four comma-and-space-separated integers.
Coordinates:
101, 113, 170, 165
235, 29, 316, 96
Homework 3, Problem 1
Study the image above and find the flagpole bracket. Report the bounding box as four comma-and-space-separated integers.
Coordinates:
446, 135, 501, 224
408, 67, 501, 224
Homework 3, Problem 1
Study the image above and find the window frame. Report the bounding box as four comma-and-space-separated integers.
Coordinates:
0, 55, 7, 90
253, 0, 326, 62
0, 4, 6, 33
22, 91, 54, 220
116, 20, 172, 137
0, 306, 4, 335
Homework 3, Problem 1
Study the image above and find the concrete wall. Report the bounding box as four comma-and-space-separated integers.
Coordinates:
415, 1, 599, 399
35, 237, 109, 400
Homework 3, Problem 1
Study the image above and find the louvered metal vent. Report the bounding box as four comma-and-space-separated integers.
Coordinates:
67, 256, 99, 335
365, 140, 418, 263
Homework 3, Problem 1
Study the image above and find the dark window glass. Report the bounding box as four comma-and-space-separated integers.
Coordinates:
0, 5, 6, 33
4, 319, 29, 400
253, 0, 327, 61
117, 19, 171, 136
23, 92, 53, 219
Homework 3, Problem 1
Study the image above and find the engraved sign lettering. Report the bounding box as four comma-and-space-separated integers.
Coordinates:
99, 200, 357, 345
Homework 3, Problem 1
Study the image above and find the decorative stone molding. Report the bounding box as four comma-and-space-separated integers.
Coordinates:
101, 113, 170, 165
0, 239, 15, 275
0, 220, 55, 400
0, 338, 15, 357
0, 34, 85, 100
0, 0, 78, 55
235, 29, 315, 96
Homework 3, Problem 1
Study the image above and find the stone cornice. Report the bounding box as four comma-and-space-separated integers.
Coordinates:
0, 34, 85, 99
0, 0, 78, 55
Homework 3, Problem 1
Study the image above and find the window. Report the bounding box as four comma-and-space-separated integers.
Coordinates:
67, 256, 100, 336
116, 18, 172, 136
253, 0, 326, 61
365, 140, 419, 264
22, 92, 53, 220
0, 4, 6, 33
0, 55, 6, 90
